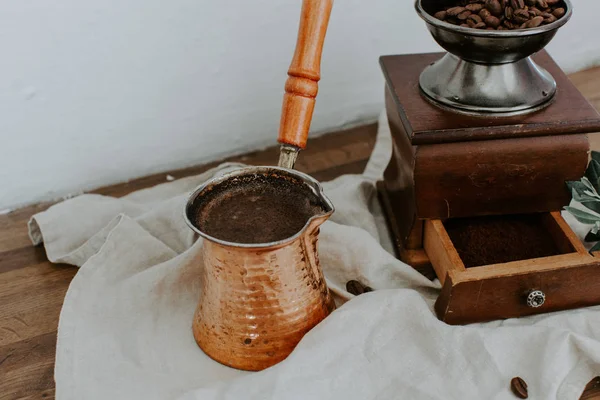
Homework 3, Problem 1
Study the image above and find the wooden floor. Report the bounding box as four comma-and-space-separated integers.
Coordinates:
2, 66, 600, 399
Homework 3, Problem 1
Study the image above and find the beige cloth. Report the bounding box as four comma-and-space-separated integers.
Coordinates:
29, 112, 600, 399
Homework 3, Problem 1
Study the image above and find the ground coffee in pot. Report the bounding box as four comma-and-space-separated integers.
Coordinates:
192, 172, 327, 244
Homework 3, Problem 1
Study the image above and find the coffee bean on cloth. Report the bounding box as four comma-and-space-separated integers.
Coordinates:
511, 377, 528, 398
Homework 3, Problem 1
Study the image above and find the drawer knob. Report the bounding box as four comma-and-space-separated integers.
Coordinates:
526, 290, 545, 308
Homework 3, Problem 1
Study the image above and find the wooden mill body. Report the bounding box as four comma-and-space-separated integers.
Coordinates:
378, 51, 600, 324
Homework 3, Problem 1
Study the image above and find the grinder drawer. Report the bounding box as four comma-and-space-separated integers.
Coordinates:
424, 211, 600, 324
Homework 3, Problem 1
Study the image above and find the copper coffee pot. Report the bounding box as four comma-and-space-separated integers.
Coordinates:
183, 0, 335, 371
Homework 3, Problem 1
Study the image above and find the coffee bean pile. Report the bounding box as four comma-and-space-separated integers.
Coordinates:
432, 0, 566, 30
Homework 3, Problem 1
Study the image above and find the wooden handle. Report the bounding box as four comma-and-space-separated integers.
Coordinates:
278, 0, 333, 149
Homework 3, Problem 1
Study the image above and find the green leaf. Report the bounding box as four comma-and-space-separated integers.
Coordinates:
567, 181, 589, 196
583, 189, 600, 200
564, 206, 600, 224
581, 201, 600, 215
585, 160, 600, 193
590, 241, 600, 253
571, 188, 599, 204
582, 176, 597, 193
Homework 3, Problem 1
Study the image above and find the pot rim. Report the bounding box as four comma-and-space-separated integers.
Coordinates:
415, 0, 572, 38
183, 166, 335, 249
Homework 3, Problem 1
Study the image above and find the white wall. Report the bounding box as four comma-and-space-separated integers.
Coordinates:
1, 0, 600, 210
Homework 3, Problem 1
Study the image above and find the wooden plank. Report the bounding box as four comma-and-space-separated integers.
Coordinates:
569, 66, 600, 111
0, 301, 65, 347
19, 388, 55, 400
310, 159, 370, 183
423, 220, 465, 286
0, 203, 54, 254
0, 265, 75, 304
589, 133, 600, 154
542, 211, 589, 255
457, 253, 595, 283
0, 246, 50, 275
0, 332, 57, 400
0, 259, 76, 348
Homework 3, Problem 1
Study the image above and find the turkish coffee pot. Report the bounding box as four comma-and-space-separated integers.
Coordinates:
184, 0, 335, 371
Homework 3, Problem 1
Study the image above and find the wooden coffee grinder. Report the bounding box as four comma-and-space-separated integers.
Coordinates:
378, 0, 600, 324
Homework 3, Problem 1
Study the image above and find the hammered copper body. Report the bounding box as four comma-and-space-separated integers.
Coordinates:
184, 167, 335, 371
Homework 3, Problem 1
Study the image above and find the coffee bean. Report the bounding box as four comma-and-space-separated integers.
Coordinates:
457, 10, 472, 19
546, 0, 560, 4
467, 19, 477, 27
536, 0, 548, 8
510, 377, 528, 399
530, 7, 542, 15
346, 280, 365, 296
479, 8, 492, 18
468, 13, 483, 23
513, 9, 530, 23
447, 6, 466, 16
466, 3, 484, 12
485, 15, 501, 27
460, 23, 471, 27
434, 10, 448, 20
525, 0, 536, 5
552, 7, 565, 18
503, 19, 517, 28
473, 21, 487, 28
510, 0, 524, 11
543, 14, 557, 23
505, 6, 513, 19
485, 0, 503, 16
522, 15, 544, 28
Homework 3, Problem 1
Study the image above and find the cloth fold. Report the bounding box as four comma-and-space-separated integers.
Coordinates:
30, 111, 600, 400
